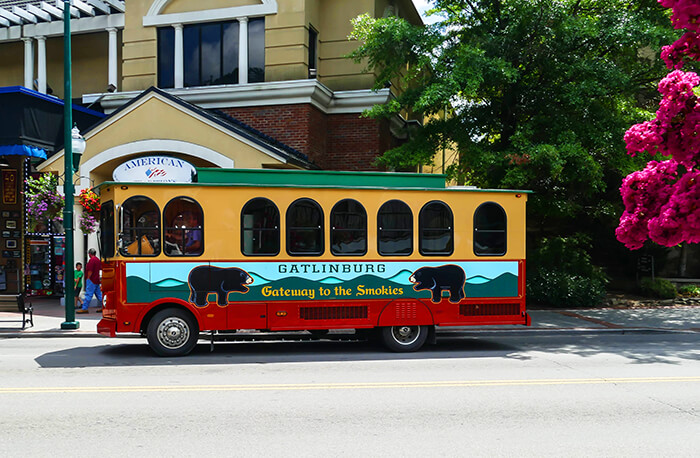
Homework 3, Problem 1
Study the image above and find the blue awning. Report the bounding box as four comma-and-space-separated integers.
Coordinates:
0, 144, 47, 159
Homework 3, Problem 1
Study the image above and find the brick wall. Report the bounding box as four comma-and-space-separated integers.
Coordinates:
220, 104, 393, 171
327, 114, 386, 171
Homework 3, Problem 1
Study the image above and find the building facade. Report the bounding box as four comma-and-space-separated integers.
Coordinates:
0, 0, 429, 296
1, 0, 424, 173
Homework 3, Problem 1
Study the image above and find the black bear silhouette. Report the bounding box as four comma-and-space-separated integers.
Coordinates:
409, 265, 466, 303
188, 265, 253, 307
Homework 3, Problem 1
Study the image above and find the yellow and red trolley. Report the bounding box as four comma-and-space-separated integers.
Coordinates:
97, 168, 530, 356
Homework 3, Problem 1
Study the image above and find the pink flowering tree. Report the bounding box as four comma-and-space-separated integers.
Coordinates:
617, 0, 700, 249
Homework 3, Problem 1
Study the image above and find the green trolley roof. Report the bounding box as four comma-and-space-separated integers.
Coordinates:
98, 168, 530, 193
195, 168, 447, 189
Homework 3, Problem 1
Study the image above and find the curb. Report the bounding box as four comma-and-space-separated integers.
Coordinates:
1, 326, 696, 339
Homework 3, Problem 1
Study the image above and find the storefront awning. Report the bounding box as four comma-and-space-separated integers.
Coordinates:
0, 144, 47, 160
0, 86, 104, 159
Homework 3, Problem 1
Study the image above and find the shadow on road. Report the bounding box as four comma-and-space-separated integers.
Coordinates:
35, 335, 522, 368
33, 329, 700, 368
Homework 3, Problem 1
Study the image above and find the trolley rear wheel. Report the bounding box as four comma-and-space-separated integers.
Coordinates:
380, 325, 428, 352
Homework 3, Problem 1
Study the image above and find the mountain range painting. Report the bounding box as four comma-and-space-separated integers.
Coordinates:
125, 261, 519, 304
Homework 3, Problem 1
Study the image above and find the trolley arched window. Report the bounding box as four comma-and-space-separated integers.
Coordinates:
331, 199, 367, 255
474, 202, 507, 256
163, 197, 204, 256
419, 201, 453, 256
242, 198, 280, 256
287, 198, 324, 255
119, 196, 161, 257
377, 200, 412, 255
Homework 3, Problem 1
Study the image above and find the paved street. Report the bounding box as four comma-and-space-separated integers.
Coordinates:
2, 297, 700, 336
0, 304, 698, 457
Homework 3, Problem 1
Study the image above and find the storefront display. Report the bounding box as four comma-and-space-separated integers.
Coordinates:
27, 238, 52, 295
53, 236, 65, 295
0, 157, 23, 294
22, 163, 66, 297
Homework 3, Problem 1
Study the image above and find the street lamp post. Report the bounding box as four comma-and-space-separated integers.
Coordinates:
61, 0, 79, 330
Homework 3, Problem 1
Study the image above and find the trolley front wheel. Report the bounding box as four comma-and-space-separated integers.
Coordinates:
147, 308, 199, 357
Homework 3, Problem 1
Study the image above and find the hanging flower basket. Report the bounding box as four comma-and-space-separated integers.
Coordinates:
25, 174, 64, 233
78, 188, 101, 234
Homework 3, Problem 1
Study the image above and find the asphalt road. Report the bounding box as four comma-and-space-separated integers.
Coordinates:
0, 330, 698, 457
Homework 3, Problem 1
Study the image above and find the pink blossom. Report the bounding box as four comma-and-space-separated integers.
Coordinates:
661, 32, 700, 69
659, 0, 700, 31
648, 169, 700, 245
624, 70, 700, 169
616, 161, 680, 249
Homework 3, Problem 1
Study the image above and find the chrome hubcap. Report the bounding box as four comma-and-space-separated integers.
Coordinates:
157, 317, 189, 349
392, 326, 420, 345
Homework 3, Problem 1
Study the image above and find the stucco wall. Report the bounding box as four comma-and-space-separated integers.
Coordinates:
122, 0, 158, 91
0, 32, 115, 97
317, 0, 377, 91
162, 0, 256, 14
0, 41, 23, 88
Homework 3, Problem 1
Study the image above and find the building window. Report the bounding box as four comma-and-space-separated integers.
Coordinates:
158, 17, 264, 88
331, 199, 367, 255
157, 27, 175, 88
419, 201, 453, 256
119, 196, 161, 257
248, 17, 265, 83
308, 25, 318, 78
163, 197, 204, 256
378, 200, 412, 256
474, 202, 507, 256
242, 198, 280, 256
287, 198, 323, 256
184, 21, 240, 87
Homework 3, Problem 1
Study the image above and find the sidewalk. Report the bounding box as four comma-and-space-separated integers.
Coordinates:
0, 296, 102, 337
0, 296, 698, 338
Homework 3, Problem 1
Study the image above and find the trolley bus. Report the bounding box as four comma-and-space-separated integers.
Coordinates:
96, 168, 530, 356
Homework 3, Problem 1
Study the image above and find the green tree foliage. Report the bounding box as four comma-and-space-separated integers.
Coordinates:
350, 0, 677, 306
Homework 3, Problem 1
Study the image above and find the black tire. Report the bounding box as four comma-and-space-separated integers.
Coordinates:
147, 308, 199, 357
380, 325, 428, 352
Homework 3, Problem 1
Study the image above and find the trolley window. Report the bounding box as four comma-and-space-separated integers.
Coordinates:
378, 200, 413, 255
242, 198, 280, 256
287, 198, 324, 256
474, 202, 507, 256
99, 201, 115, 258
163, 197, 204, 256
119, 196, 161, 256
419, 201, 453, 256
331, 199, 367, 255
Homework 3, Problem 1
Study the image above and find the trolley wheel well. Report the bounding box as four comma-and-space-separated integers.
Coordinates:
140, 303, 197, 336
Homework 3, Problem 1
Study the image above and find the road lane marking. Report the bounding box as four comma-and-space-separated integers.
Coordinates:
1, 376, 700, 393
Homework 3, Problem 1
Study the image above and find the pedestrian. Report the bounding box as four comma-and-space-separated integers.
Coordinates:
77, 248, 102, 314
74, 262, 83, 310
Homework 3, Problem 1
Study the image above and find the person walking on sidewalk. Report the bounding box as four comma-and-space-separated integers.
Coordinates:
74, 262, 83, 310
77, 248, 102, 314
